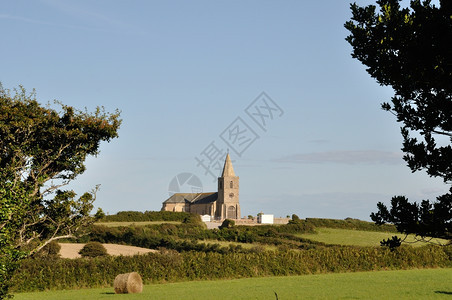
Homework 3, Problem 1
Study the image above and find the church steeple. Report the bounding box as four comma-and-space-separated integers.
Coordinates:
221, 153, 236, 177
216, 154, 240, 220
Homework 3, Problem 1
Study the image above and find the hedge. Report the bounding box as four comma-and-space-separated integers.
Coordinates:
86, 222, 322, 253
11, 245, 451, 293
100, 211, 195, 223
305, 218, 398, 233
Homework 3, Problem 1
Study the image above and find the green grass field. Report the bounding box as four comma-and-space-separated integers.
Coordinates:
94, 221, 181, 227
14, 268, 452, 299
298, 228, 448, 247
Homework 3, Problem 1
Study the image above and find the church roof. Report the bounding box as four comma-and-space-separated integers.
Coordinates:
163, 192, 218, 204
192, 192, 218, 204
221, 153, 236, 177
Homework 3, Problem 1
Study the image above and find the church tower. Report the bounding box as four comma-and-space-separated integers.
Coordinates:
216, 154, 240, 220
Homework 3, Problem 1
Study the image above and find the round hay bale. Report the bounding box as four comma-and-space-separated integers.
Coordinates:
114, 272, 143, 294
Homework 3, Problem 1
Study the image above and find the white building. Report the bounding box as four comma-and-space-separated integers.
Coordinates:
257, 214, 274, 224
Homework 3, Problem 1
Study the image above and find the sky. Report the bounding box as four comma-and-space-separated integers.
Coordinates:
1, 0, 448, 220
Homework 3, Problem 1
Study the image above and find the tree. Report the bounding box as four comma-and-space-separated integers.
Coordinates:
34, 240, 61, 259
345, 0, 452, 243
94, 207, 106, 220
0, 84, 121, 298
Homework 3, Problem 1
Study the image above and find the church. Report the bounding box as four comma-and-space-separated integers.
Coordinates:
161, 154, 241, 220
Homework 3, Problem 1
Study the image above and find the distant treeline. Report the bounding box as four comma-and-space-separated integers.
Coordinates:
100, 211, 195, 222
101, 211, 398, 233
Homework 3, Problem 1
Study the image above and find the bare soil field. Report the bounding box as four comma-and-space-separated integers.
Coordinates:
58, 243, 156, 259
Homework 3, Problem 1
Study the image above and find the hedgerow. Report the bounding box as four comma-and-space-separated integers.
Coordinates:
86, 221, 320, 253
10, 245, 451, 292
100, 211, 197, 223
305, 218, 397, 232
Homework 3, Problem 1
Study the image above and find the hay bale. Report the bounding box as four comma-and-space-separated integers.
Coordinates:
114, 272, 143, 294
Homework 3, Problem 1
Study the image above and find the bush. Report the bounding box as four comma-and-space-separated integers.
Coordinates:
79, 242, 108, 258
182, 213, 204, 226
282, 219, 316, 234
219, 219, 235, 229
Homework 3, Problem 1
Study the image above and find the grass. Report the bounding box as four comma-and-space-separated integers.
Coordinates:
94, 221, 181, 227
13, 268, 452, 299
298, 227, 448, 247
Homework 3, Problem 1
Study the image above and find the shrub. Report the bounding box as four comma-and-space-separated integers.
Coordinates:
443, 245, 452, 260
79, 242, 108, 258
280, 220, 315, 234
182, 213, 203, 226
219, 219, 235, 229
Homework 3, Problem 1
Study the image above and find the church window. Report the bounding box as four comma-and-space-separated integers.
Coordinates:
219, 181, 223, 189
230, 181, 233, 188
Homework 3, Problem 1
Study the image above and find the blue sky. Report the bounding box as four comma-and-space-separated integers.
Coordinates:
1, 0, 448, 220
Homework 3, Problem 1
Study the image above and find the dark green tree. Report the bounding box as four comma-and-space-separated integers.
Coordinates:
0, 84, 121, 298
380, 235, 402, 251
94, 207, 106, 220
345, 0, 452, 243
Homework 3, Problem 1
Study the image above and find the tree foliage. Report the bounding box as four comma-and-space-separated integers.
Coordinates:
345, 0, 452, 242
0, 84, 120, 298
34, 240, 61, 259
380, 235, 402, 251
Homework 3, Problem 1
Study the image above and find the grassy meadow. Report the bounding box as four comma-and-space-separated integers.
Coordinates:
298, 228, 449, 247
14, 268, 452, 300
